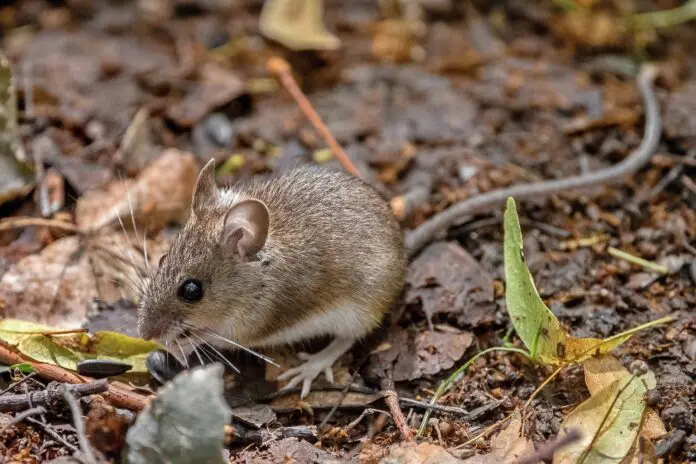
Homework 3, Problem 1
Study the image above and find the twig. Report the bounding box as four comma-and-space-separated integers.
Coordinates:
1, 406, 46, 431
26, 417, 80, 453
344, 408, 391, 433
607, 247, 670, 274
406, 64, 661, 256
266, 57, 362, 179
399, 397, 468, 415
229, 424, 318, 446
0, 341, 149, 411
0, 379, 108, 413
0, 217, 81, 234
517, 428, 582, 464
418, 346, 531, 437
380, 377, 413, 442
0, 372, 37, 396
643, 148, 696, 201
62, 388, 98, 464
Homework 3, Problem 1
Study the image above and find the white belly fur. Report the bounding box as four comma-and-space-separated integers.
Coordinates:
250, 303, 379, 348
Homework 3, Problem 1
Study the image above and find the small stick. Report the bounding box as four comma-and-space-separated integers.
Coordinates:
0, 372, 37, 396
0, 217, 81, 234
229, 424, 318, 446
380, 377, 413, 442
0, 379, 108, 413
26, 417, 80, 453
1, 406, 46, 431
517, 428, 582, 464
267, 57, 363, 179
399, 397, 468, 415
406, 64, 661, 256
607, 247, 669, 274
63, 388, 98, 464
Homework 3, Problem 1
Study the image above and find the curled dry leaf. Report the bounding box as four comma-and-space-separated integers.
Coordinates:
464, 410, 534, 464
503, 198, 671, 366
0, 319, 161, 373
259, 0, 341, 51
77, 148, 199, 232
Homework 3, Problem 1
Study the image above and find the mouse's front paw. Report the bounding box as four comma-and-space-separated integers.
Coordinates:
277, 352, 335, 399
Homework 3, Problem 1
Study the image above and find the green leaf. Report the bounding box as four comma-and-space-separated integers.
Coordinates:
503, 198, 672, 366
0, 319, 161, 373
504, 197, 569, 364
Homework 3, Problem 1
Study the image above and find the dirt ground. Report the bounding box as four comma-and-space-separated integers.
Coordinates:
0, 0, 695, 462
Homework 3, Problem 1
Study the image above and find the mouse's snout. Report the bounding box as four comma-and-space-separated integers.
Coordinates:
137, 308, 170, 341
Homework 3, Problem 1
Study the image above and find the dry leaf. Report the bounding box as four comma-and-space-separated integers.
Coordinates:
464, 411, 534, 464
381, 442, 462, 464
553, 355, 664, 464
259, 0, 341, 51
77, 148, 199, 232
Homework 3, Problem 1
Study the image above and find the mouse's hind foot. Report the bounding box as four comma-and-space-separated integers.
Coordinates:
277, 336, 354, 399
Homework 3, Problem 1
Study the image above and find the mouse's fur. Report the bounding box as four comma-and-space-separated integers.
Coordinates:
138, 161, 407, 352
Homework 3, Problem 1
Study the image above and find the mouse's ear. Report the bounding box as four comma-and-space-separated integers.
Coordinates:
221, 199, 269, 259
192, 158, 219, 215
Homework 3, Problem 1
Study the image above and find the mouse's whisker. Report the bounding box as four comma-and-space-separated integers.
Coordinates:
174, 339, 190, 369
188, 331, 240, 373
182, 333, 205, 367
182, 323, 278, 367
113, 207, 148, 288
142, 228, 150, 272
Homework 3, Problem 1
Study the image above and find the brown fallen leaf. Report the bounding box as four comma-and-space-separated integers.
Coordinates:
464, 411, 534, 464
0, 236, 93, 326
367, 327, 473, 382
382, 441, 462, 464
0, 230, 169, 327
406, 241, 495, 328
76, 148, 199, 232
167, 64, 246, 128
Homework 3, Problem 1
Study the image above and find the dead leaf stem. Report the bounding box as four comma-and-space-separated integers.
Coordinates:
267, 57, 363, 179
406, 64, 662, 257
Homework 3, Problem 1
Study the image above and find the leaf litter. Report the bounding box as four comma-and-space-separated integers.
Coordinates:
1, 0, 695, 462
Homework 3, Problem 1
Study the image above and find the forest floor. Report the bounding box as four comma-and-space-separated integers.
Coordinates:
0, 0, 695, 463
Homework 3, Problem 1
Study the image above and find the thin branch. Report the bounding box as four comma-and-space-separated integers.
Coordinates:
267, 57, 363, 179
62, 388, 98, 464
0, 379, 108, 413
1, 406, 46, 431
406, 64, 661, 256
0, 372, 37, 396
26, 417, 79, 453
380, 377, 413, 442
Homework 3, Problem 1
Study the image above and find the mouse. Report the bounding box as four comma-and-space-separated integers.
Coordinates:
137, 159, 407, 398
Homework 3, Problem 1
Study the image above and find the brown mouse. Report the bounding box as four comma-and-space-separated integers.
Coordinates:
138, 159, 406, 397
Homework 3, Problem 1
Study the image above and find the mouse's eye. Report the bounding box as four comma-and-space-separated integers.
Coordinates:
178, 279, 204, 303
